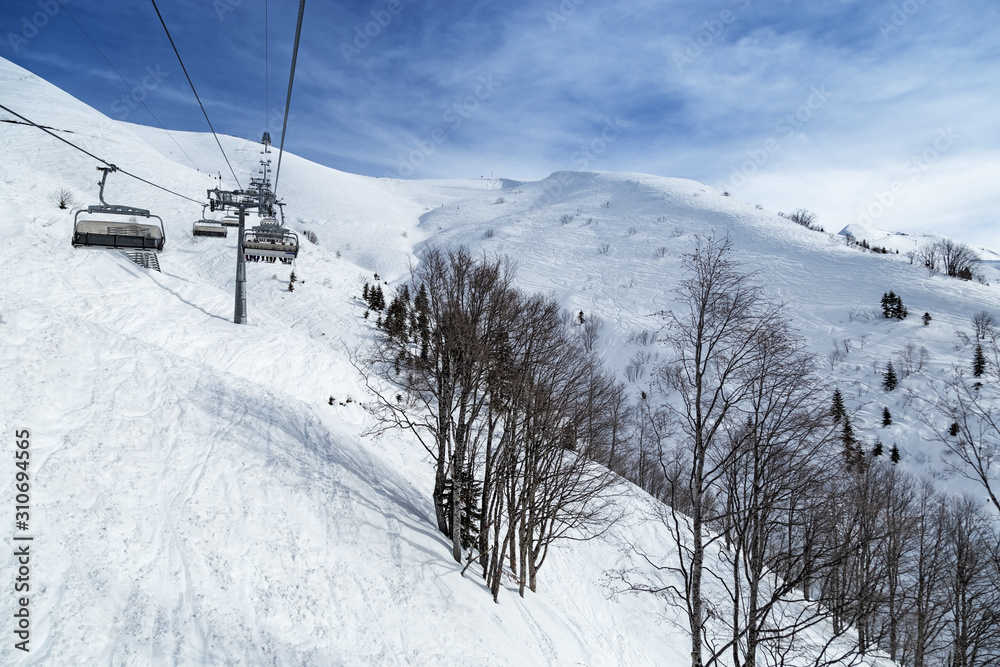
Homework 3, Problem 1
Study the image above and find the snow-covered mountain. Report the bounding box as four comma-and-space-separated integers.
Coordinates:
2, 55, 997, 665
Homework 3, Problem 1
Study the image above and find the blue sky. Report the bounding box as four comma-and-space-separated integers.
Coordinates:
3, 0, 999, 247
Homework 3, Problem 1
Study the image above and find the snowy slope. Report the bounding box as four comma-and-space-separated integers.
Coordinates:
3, 54, 996, 664
2, 59, 703, 665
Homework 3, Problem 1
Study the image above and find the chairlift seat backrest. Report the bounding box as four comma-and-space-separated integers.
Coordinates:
72, 167, 166, 252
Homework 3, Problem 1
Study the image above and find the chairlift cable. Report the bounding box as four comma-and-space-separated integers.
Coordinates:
149, 0, 243, 190
272, 0, 307, 198
265, 0, 269, 133
56, 0, 202, 173
0, 102, 203, 205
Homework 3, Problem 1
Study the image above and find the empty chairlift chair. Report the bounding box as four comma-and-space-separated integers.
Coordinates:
192, 205, 227, 238
243, 217, 298, 265
72, 166, 165, 259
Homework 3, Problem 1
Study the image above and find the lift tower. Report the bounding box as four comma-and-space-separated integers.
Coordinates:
208, 133, 293, 325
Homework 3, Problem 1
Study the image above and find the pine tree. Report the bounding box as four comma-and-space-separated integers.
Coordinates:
973, 343, 986, 378
369, 285, 386, 312
872, 438, 884, 457
412, 283, 431, 359
578, 310, 585, 324
890, 444, 901, 464
881, 291, 895, 318
922, 311, 932, 326
880, 291, 908, 320
831, 388, 846, 424
842, 417, 858, 464
290, 271, 297, 283
384, 293, 409, 340
288, 281, 294, 292
362, 282, 370, 302
883, 361, 898, 391
882, 406, 892, 427
949, 421, 960, 437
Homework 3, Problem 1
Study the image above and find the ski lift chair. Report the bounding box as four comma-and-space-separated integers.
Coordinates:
243, 217, 298, 265
72, 166, 165, 252
192, 205, 227, 237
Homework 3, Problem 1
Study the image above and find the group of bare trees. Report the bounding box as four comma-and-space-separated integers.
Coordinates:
359, 247, 623, 600
914, 239, 982, 281
358, 239, 1000, 664
615, 238, 1000, 666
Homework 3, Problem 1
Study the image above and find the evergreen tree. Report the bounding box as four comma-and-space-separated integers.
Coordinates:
973, 343, 986, 378
842, 417, 859, 466
890, 444, 901, 464
290, 271, 297, 283
384, 293, 409, 340
368, 285, 386, 312
922, 311, 932, 326
880, 291, 908, 320
949, 421, 960, 437
883, 361, 899, 391
872, 438, 884, 457
882, 406, 892, 427
288, 281, 294, 292
411, 283, 431, 360
880, 291, 895, 318
362, 282, 370, 302
831, 388, 846, 424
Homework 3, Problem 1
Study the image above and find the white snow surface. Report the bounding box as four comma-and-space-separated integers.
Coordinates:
2, 55, 995, 665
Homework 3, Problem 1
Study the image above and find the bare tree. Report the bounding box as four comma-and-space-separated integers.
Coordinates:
649, 236, 782, 667
972, 311, 997, 342
788, 208, 820, 230
580, 315, 603, 352
917, 243, 940, 273
920, 373, 1000, 517
942, 496, 1000, 667
902, 480, 950, 667
712, 320, 853, 666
